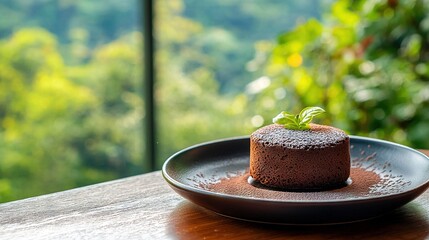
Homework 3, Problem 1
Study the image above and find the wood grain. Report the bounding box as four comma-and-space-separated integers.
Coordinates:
0, 151, 427, 239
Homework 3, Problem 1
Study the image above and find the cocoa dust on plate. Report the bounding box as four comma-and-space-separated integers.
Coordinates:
206, 167, 382, 201
197, 146, 411, 201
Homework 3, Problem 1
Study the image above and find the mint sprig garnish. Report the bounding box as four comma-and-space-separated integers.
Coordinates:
272, 106, 325, 130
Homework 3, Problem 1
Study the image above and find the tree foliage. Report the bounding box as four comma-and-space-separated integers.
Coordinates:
253, 0, 429, 148
0, 29, 143, 202
1, 0, 428, 203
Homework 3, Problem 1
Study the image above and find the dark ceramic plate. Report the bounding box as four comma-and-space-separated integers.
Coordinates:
162, 136, 429, 225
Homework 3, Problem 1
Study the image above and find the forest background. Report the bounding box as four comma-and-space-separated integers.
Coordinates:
1, 0, 428, 203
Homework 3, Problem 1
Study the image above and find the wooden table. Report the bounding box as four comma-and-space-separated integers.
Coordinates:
1, 152, 428, 239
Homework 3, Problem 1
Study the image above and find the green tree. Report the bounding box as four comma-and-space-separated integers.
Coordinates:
0, 28, 144, 202
182, 0, 326, 93
155, 1, 256, 167
0, 28, 96, 201
252, 0, 429, 148
70, 32, 144, 179
0, 0, 140, 50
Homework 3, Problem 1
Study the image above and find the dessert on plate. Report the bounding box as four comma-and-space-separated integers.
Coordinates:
250, 107, 350, 190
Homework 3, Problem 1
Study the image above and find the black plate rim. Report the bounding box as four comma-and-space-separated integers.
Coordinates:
162, 135, 429, 204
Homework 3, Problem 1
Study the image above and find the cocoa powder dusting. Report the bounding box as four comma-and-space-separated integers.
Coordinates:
192, 146, 411, 201
206, 167, 382, 201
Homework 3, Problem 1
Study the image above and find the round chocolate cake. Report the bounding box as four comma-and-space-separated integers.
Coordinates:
250, 123, 350, 190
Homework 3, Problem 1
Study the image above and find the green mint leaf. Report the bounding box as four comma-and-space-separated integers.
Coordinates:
273, 111, 296, 125
298, 107, 326, 125
272, 106, 325, 130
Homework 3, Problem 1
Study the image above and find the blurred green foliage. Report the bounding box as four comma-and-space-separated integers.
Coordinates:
1, 0, 429, 203
181, 0, 325, 92
0, 0, 321, 202
252, 0, 429, 149
154, 0, 328, 168
0, 29, 143, 202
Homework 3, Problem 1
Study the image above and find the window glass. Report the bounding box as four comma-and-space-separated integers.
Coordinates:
156, 0, 429, 171
0, 0, 144, 202
155, 0, 326, 167
4, 0, 424, 204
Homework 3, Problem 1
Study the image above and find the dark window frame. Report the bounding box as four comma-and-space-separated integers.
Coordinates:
143, 0, 156, 171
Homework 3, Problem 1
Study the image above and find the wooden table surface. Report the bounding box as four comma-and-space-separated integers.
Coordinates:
0, 151, 428, 239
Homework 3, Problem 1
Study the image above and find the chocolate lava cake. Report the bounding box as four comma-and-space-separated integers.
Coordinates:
250, 123, 350, 190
